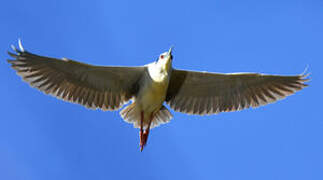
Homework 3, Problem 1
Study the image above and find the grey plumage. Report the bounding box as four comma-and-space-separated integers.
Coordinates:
166, 70, 308, 115
8, 47, 145, 111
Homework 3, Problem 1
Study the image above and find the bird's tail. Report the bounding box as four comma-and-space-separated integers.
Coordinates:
120, 104, 173, 129
120, 103, 139, 125
150, 106, 173, 128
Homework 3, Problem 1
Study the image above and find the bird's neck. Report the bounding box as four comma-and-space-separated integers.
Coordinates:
148, 61, 172, 82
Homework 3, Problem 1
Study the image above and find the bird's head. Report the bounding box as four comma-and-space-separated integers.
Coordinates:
156, 47, 173, 72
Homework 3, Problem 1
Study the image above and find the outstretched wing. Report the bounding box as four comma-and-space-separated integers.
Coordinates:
166, 69, 309, 115
7, 43, 146, 110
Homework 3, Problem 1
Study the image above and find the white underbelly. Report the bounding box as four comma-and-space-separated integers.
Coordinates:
136, 80, 168, 113
120, 81, 170, 129
120, 63, 172, 129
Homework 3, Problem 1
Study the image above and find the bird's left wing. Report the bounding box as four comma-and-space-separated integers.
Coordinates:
7, 44, 145, 110
166, 69, 309, 115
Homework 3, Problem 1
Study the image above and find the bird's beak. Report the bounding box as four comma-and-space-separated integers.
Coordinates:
168, 46, 173, 55
168, 46, 173, 60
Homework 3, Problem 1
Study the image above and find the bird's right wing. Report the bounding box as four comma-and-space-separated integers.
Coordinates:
7, 44, 146, 110
166, 69, 309, 115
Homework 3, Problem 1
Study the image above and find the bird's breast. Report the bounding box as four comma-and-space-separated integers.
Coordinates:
136, 71, 170, 113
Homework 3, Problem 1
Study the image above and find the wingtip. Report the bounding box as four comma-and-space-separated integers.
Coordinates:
301, 64, 309, 75
10, 44, 18, 52
7, 51, 18, 58
300, 65, 311, 81
18, 38, 25, 52
9, 39, 26, 55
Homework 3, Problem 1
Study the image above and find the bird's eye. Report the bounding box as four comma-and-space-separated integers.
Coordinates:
160, 55, 164, 59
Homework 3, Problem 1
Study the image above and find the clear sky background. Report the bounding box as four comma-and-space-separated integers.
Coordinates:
0, 0, 322, 180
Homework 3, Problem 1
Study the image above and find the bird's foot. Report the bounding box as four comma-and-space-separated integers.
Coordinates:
139, 112, 153, 152
140, 129, 150, 152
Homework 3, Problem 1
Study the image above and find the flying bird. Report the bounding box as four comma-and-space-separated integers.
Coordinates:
7, 40, 309, 151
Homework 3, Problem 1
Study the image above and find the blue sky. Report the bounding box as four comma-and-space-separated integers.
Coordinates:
1, 0, 322, 179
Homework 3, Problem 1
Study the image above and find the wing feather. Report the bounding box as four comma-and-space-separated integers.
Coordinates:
7, 45, 145, 111
166, 69, 309, 115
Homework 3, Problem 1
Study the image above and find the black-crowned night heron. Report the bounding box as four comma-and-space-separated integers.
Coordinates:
7, 40, 309, 151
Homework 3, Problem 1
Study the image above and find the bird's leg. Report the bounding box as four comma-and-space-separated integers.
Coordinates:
140, 113, 154, 151
140, 111, 144, 151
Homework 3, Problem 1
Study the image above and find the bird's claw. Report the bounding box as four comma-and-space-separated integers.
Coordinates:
140, 130, 149, 152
